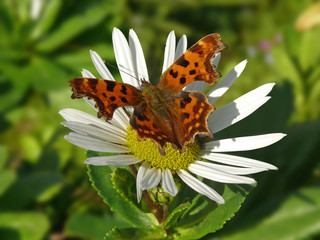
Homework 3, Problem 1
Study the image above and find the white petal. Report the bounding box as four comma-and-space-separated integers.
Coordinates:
162, 31, 176, 73
184, 81, 207, 92
194, 160, 269, 175
208, 97, 271, 134
90, 50, 114, 80
177, 170, 224, 204
208, 60, 248, 104
161, 169, 178, 196
136, 163, 148, 202
212, 52, 221, 68
200, 152, 278, 170
175, 34, 187, 60
59, 108, 127, 138
189, 163, 256, 184
85, 155, 142, 166
112, 28, 139, 88
62, 121, 127, 145
140, 167, 161, 190
204, 133, 286, 152
129, 29, 149, 83
65, 132, 130, 153
109, 108, 130, 131
81, 69, 96, 78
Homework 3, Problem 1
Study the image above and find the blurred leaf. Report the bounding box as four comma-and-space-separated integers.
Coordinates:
0, 212, 49, 240
0, 145, 8, 169
105, 226, 167, 240
296, 2, 320, 31
0, 171, 64, 210
300, 27, 320, 72
220, 184, 320, 240
36, 0, 117, 53
0, 170, 16, 196
20, 134, 41, 164
174, 184, 254, 239
18, 56, 67, 92
65, 212, 130, 240
88, 165, 158, 228
30, 0, 63, 41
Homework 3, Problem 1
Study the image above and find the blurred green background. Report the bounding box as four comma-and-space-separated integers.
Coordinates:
1, 0, 320, 239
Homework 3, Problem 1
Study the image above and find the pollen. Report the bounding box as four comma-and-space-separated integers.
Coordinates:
126, 127, 200, 170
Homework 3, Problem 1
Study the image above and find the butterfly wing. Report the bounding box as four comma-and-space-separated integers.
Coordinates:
170, 91, 214, 150
69, 78, 142, 120
130, 104, 179, 155
157, 33, 227, 93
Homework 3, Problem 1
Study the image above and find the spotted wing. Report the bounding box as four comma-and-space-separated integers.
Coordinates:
171, 91, 214, 150
157, 33, 227, 93
69, 78, 142, 120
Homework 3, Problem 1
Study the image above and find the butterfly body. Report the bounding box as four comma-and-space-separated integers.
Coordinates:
69, 33, 227, 154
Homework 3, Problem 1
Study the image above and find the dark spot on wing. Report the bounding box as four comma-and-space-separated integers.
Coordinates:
109, 96, 116, 101
189, 70, 196, 75
194, 62, 199, 67
183, 112, 190, 119
106, 81, 116, 92
180, 102, 186, 109
183, 97, 192, 103
169, 69, 178, 78
102, 93, 107, 97
176, 55, 190, 67
121, 97, 128, 103
180, 77, 186, 85
121, 85, 127, 95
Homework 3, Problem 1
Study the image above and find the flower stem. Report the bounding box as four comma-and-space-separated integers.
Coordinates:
129, 164, 165, 224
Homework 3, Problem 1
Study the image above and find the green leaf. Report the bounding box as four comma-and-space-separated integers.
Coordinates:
220, 185, 320, 240
0, 171, 64, 210
88, 165, 158, 228
105, 226, 167, 240
65, 212, 131, 240
174, 184, 254, 240
0, 212, 49, 240
163, 202, 191, 228
300, 27, 320, 72
30, 0, 63, 41
0, 145, 8, 169
0, 170, 16, 196
36, 0, 117, 53
18, 56, 68, 92
19, 134, 41, 164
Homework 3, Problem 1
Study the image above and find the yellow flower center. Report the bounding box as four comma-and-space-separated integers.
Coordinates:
126, 127, 200, 170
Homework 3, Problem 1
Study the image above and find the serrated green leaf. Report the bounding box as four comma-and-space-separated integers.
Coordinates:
36, 0, 117, 53
88, 165, 158, 228
221, 185, 320, 240
65, 212, 131, 240
174, 184, 254, 240
0, 171, 63, 210
0, 170, 16, 196
105, 226, 167, 240
0, 212, 50, 240
163, 202, 191, 228
112, 168, 137, 204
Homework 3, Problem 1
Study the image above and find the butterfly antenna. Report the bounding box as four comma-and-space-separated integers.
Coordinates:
104, 61, 143, 84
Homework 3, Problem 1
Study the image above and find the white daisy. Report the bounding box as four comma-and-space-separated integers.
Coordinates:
60, 28, 285, 204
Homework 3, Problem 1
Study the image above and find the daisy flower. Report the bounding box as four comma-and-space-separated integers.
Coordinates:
60, 28, 285, 204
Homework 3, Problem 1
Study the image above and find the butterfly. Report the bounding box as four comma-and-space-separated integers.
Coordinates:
69, 34, 227, 155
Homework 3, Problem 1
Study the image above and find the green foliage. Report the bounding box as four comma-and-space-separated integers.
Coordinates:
1, 0, 320, 239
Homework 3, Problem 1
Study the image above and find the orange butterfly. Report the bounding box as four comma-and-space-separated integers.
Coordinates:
69, 34, 227, 155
